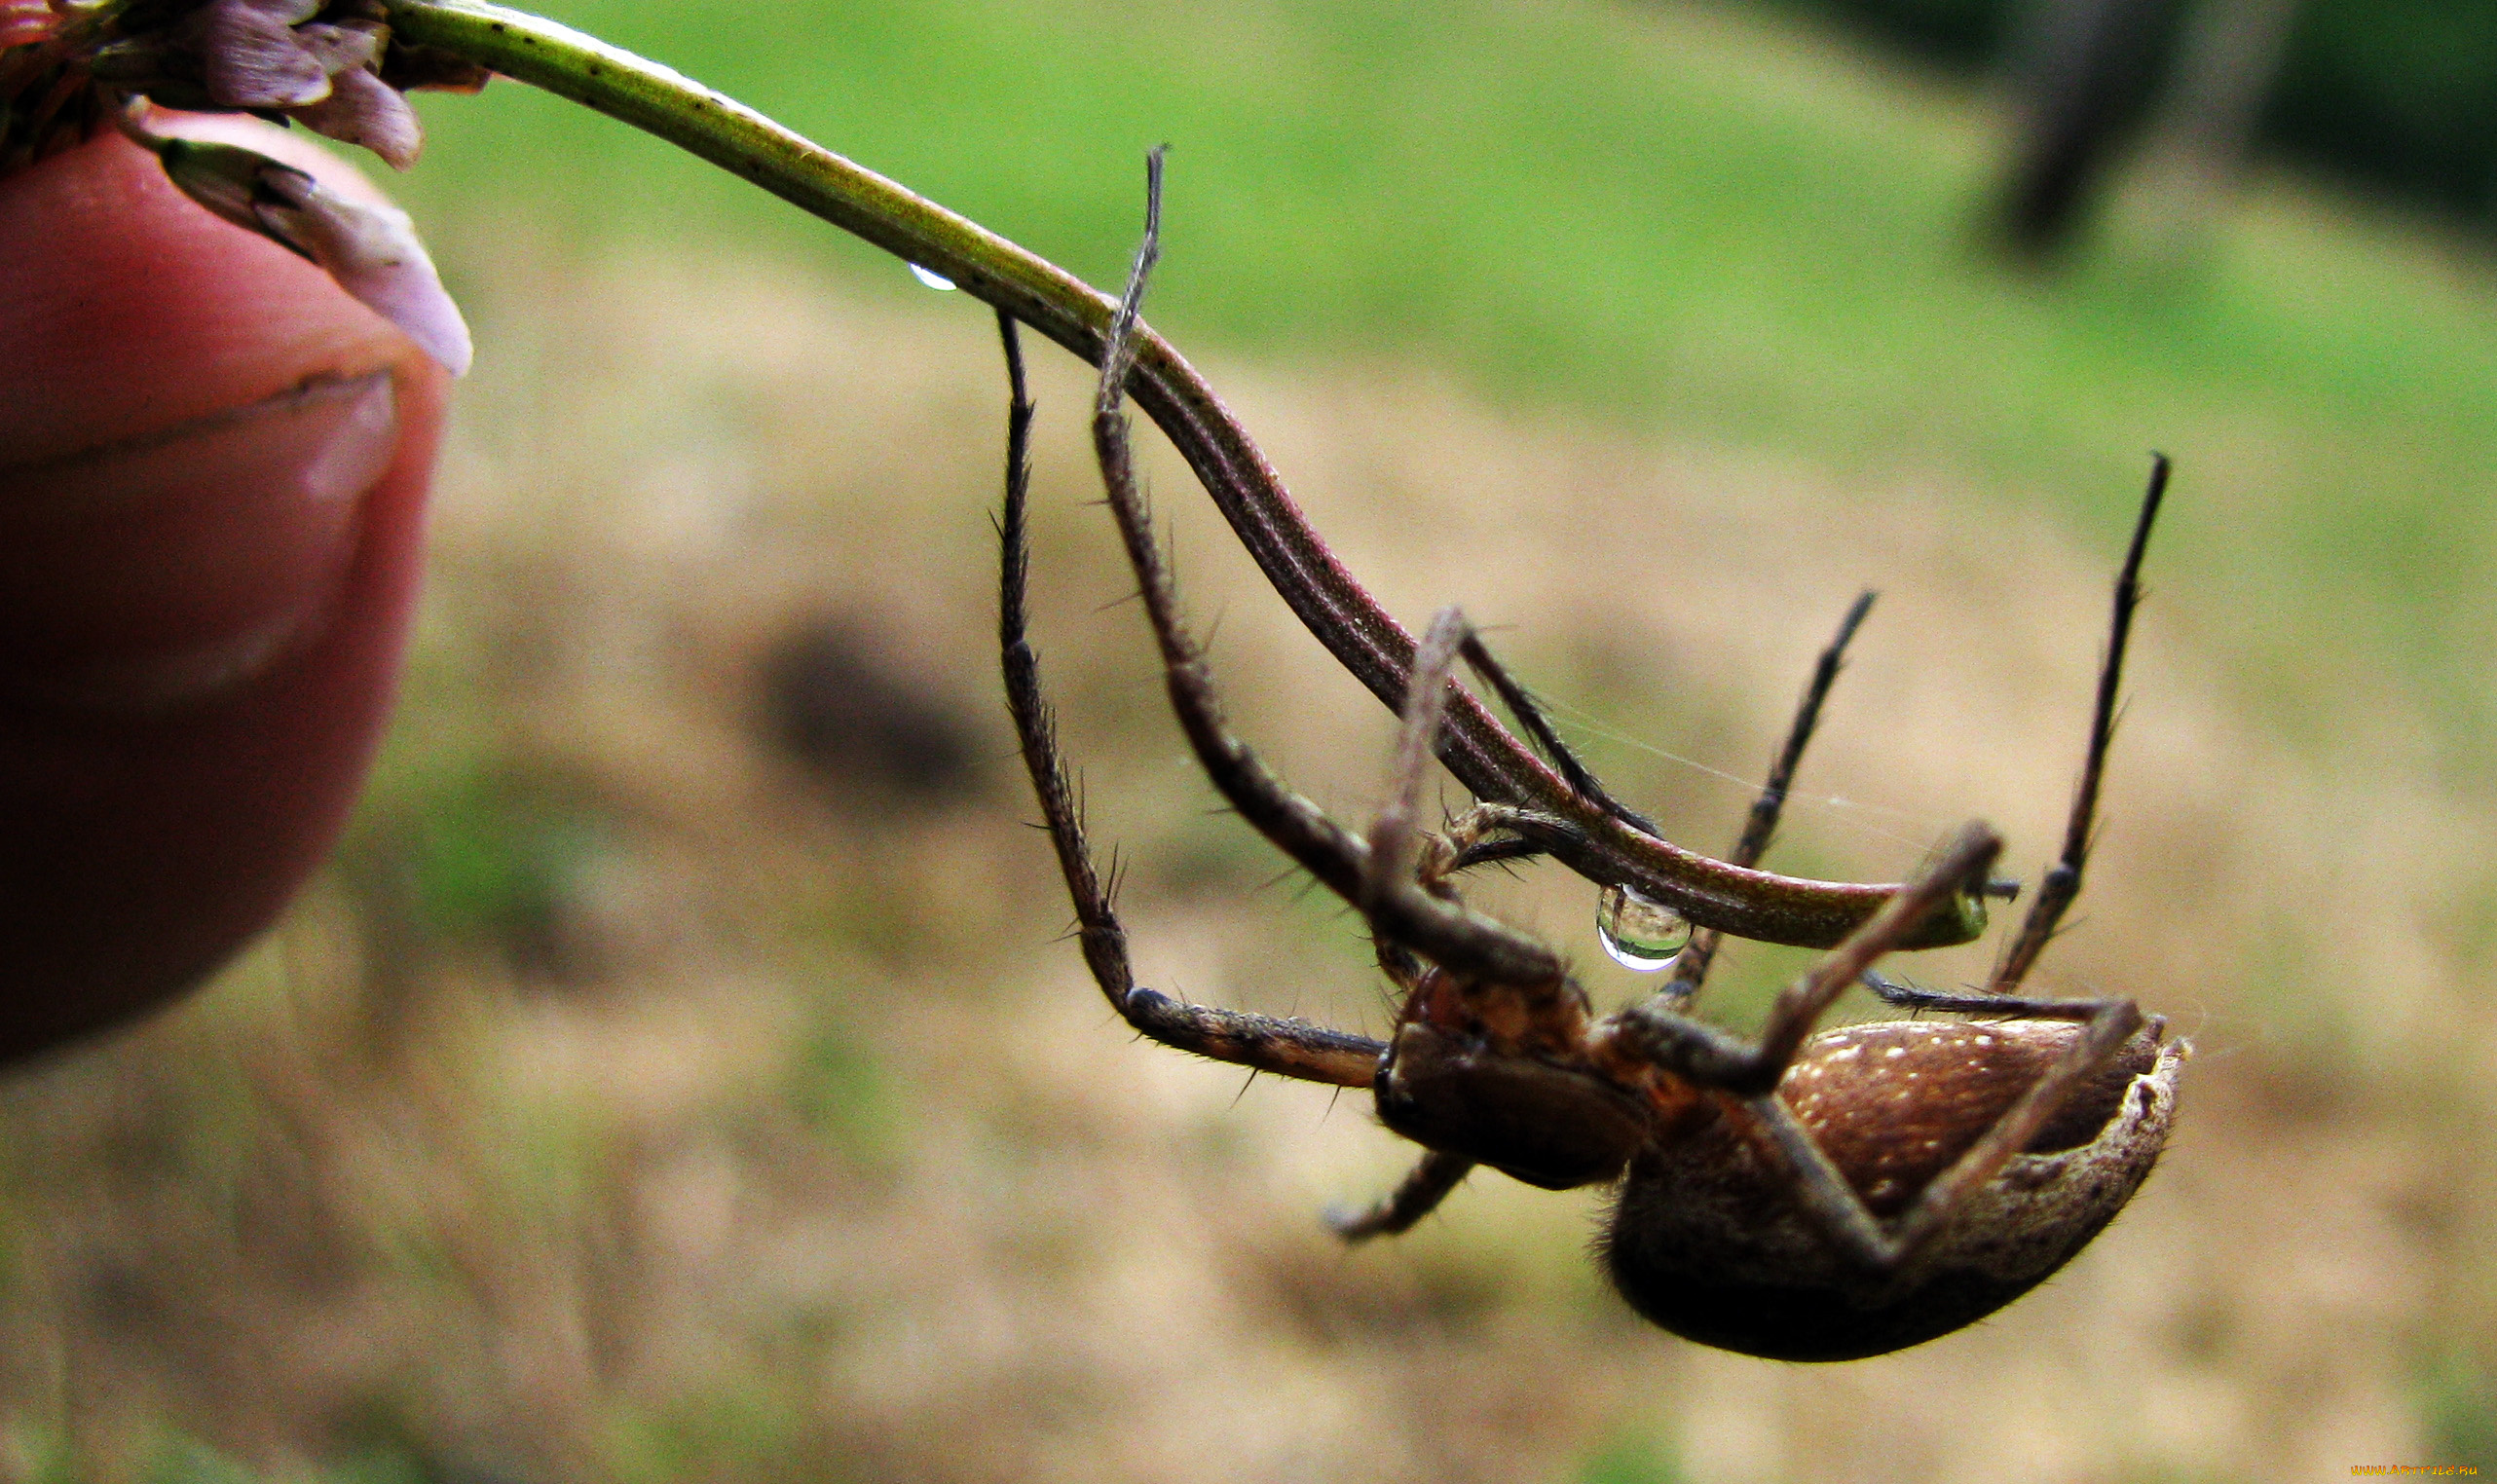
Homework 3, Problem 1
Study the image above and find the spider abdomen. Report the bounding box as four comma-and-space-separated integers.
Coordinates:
1783, 1019, 2156, 1216
1603, 1019, 2186, 1361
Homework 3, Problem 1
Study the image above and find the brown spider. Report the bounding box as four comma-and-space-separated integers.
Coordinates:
995, 168, 2186, 1362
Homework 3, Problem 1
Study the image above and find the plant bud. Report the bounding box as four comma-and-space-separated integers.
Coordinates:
157, 133, 471, 375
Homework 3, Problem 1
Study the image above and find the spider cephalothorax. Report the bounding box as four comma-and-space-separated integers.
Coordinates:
994, 160, 2184, 1361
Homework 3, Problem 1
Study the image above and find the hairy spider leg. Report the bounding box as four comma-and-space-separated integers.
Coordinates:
1863, 455, 2166, 1022
1324, 1147, 1475, 1241
1731, 591, 1881, 876
1450, 630, 1660, 836
1087, 176, 1565, 993
1658, 589, 1878, 1008
1362, 608, 1579, 988
1702, 459, 2173, 1269
1430, 633, 1657, 875
1993, 452, 2169, 995
1329, 606, 1629, 1243
1097, 193, 1655, 1238
996, 308, 1384, 1090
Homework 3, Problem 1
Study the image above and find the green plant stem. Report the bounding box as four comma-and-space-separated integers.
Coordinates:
376, 0, 1979, 950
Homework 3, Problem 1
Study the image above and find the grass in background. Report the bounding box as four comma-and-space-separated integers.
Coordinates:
399, 0, 2497, 771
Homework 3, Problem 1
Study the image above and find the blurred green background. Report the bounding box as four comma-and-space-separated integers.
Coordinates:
11, 0, 2497, 1478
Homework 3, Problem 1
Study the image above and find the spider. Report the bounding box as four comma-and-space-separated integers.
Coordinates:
994, 173, 2186, 1363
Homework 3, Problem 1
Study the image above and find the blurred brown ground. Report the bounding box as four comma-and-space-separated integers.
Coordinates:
0, 247, 2485, 1482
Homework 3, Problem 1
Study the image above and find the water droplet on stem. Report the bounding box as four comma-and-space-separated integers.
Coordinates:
1597, 883, 1691, 972
910, 263, 957, 291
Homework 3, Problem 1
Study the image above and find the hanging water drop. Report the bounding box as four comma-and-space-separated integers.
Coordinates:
909, 263, 958, 291
1596, 883, 1692, 972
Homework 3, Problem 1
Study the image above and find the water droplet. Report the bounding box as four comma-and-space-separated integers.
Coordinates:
909, 263, 957, 291
1596, 883, 1691, 972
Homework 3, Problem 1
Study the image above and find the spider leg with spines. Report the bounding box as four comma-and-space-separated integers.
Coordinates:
1657, 589, 1877, 1008
1861, 456, 2167, 1021
996, 306, 1384, 1090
